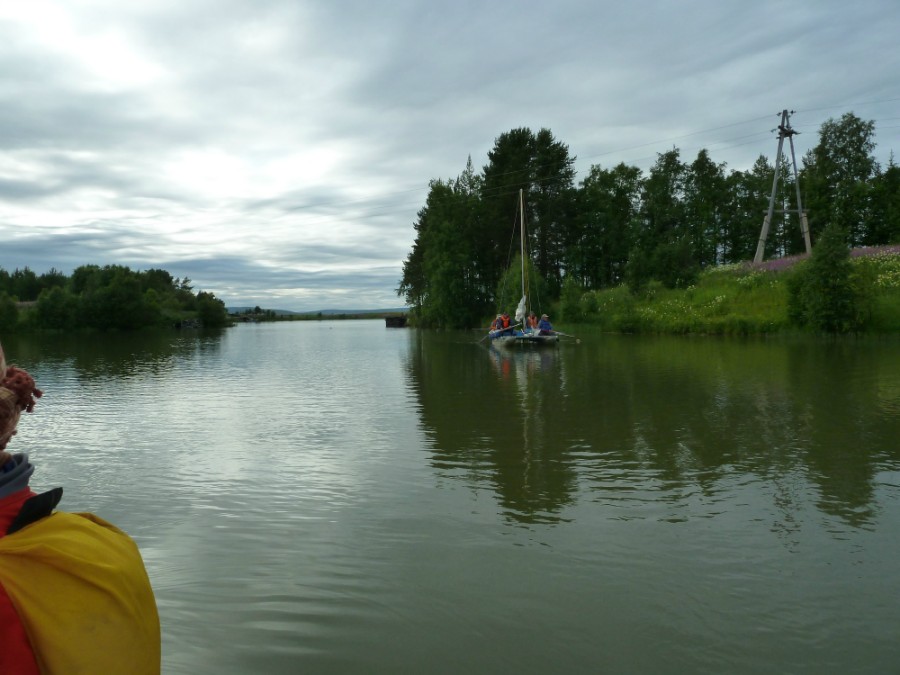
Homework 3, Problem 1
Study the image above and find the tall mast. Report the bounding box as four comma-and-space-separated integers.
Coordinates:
519, 189, 526, 301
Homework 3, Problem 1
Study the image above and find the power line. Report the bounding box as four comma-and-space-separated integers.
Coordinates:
794, 96, 900, 116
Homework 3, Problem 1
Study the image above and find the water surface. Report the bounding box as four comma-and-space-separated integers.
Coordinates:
6, 323, 899, 674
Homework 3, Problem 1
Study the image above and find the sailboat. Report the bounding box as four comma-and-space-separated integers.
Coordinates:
488, 189, 559, 348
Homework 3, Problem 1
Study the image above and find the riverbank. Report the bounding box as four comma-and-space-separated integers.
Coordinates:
562, 245, 900, 335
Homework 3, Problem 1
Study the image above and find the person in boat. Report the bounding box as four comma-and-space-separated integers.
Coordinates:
538, 313, 554, 335
527, 311, 539, 333
0, 342, 161, 675
500, 311, 515, 335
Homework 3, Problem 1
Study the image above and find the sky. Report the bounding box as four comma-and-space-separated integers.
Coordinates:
1, 0, 898, 312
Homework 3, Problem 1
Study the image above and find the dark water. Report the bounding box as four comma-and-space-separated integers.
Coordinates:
4, 323, 899, 674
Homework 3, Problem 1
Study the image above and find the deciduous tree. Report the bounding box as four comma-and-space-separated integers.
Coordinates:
575, 162, 643, 287
802, 112, 877, 245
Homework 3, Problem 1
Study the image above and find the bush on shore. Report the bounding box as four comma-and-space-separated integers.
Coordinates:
560, 244, 900, 335
0, 264, 230, 333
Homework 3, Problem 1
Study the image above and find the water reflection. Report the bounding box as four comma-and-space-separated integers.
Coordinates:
3, 329, 226, 380
484, 344, 575, 524
9, 323, 900, 673
406, 330, 900, 532
405, 333, 578, 524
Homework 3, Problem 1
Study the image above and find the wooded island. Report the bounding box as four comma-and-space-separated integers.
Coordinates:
0, 265, 229, 331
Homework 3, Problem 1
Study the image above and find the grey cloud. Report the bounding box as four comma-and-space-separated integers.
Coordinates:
1, 0, 898, 311
0, 178, 60, 201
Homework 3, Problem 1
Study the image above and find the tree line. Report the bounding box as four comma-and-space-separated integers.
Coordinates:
0, 264, 229, 331
398, 112, 900, 328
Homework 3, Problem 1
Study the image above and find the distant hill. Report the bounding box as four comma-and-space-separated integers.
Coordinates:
315, 308, 407, 315
227, 307, 407, 316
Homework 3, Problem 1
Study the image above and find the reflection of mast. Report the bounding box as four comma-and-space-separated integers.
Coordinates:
477, 343, 574, 524
516, 348, 534, 496
754, 109, 812, 263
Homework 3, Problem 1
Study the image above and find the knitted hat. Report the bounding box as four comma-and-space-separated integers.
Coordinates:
0, 343, 43, 451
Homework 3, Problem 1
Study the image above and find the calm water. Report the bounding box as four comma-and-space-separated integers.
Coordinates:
4, 322, 900, 674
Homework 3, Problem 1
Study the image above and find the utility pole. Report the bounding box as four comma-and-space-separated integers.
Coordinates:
754, 109, 812, 264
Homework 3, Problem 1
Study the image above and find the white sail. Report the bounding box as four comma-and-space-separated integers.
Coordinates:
515, 295, 526, 323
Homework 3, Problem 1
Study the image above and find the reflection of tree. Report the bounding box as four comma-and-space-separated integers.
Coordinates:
3, 329, 225, 381
405, 332, 577, 524
487, 346, 575, 523
567, 334, 898, 531
785, 341, 898, 527
407, 330, 897, 532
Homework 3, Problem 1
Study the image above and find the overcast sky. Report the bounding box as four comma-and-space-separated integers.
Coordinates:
1, 0, 898, 311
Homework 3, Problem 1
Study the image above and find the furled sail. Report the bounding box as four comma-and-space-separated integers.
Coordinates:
514, 295, 526, 323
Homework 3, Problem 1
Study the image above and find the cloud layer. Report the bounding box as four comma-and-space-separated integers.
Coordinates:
1, 0, 898, 310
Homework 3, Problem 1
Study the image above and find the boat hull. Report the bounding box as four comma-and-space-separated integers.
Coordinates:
490, 331, 559, 348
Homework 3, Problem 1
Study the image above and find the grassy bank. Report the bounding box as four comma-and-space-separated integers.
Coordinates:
564, 247, 900, 335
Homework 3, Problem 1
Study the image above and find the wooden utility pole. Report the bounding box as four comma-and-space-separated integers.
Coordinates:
754, 109, 812, 263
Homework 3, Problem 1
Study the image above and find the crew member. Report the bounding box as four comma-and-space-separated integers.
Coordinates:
538, 314, 554, 335
0, 343, 161, 675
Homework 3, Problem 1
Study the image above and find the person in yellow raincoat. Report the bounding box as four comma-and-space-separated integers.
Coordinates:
0, 342, 160, 674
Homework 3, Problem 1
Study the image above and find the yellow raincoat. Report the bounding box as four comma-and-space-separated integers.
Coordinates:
0, 510, 160, 675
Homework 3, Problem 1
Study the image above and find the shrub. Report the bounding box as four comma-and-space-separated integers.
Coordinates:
653, 237, 699, 289
0, 293, 18, 331
559, 277, 583, 322
624, 246, 653, 293
787, 223, 860, 333
34, 287, 78, 329
196, 291, 229, 328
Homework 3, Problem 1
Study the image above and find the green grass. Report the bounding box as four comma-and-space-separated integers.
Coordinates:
851, 250, 900, 332
569, 252, 900, 335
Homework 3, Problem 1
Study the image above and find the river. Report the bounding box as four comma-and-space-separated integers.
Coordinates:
4, 322, 899, 674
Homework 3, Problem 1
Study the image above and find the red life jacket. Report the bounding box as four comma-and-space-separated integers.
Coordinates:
0, 489, 40, 675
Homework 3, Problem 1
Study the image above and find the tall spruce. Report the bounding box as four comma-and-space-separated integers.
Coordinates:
684, 149, 728, 266
868, 154, 900, 244
481, 128, 576, 296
